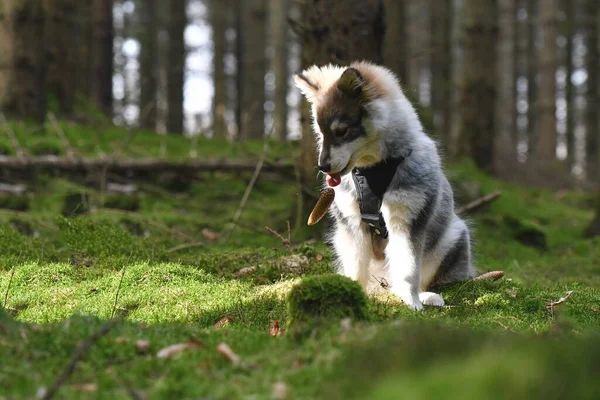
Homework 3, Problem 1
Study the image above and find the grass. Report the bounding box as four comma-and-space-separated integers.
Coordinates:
1, 127, 600, 398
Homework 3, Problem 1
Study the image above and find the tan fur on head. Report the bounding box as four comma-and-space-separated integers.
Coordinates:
293, 61, 401, 105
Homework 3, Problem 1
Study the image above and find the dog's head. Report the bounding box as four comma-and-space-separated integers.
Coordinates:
294, 62, 394, 185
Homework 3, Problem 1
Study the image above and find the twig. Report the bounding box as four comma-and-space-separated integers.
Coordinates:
3, 265, 16, 309
496, 321, 515, 332
456, 191, 502, 214
0, 112, 25, 159
37, 318, 121, 400
265, 225, 291, 252
222, 143, 270, 243
48, 112, 75, 160
111, 269, 127, 319
546, 290, 574, 311
166, 242, 205, 253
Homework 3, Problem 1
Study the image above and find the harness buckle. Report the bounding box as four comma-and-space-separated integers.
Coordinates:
361, 213, 389, 239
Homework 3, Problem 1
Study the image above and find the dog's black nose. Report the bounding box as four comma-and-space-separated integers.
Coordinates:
318, 164, 332, 173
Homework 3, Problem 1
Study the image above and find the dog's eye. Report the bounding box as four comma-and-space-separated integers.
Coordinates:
334, 127, 348, 138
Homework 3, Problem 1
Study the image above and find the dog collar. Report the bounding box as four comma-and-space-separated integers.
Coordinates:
351, 149, 412, 238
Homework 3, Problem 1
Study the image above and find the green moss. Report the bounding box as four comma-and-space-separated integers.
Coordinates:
28, 138, 64, 156
103, 194, 141, 211
0, 138, 14, 155
287, 274, 369, 337
0, 195, 29, 211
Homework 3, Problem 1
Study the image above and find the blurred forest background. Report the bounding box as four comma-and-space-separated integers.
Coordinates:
1, 0, 599, 232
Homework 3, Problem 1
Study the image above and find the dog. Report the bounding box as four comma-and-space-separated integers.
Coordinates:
294, 61, 476, 310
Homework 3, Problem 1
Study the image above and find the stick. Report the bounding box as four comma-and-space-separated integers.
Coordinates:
0, 113, 25, 159
265, 226, 291, 252
48, 112, 75, 160
456, 191, 502, 214
222, 143, 269, 243
37, 318, 120, 400
166, 242, 205, 253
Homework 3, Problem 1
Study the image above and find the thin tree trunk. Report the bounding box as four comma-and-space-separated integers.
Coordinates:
533, 0, 558, 162
527, 0, 538, 154
495, 0, 517, 169
406, 1, 430, 105
239, 0, 268, 140
383, 0, 408, 84
166, 0, 186, 134
585, 0, 599, 182
564, 0, 575, 172
210, 0, 228, 138
91, 0, 114, 117
430, 0, 452, 150
271, 0, 289, 141
139, 0, 158, 130
449, 0, 465, 158
0, 0, 47, 122
460, 0, 498, 173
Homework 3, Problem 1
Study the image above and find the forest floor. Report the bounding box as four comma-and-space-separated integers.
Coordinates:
1, 123, 600, 399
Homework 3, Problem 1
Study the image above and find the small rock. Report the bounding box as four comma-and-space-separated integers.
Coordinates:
135, 340, 150, 353
234, 266, 257, 277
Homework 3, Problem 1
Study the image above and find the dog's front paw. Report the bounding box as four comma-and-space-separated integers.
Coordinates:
391, 289, 424, 311
419, 292, 445, 307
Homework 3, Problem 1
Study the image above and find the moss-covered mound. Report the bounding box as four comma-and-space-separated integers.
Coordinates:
287, 274, 369, 336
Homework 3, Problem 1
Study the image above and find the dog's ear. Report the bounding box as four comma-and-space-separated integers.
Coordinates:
337, 68, 366, 98
294, 73, 320, 101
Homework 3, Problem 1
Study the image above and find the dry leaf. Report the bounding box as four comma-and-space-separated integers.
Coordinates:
156, 339, 204, 359
269, 321, 284, 337
546, 290, 574, 310
135, 340, 150, 353
592, 306, 598, 312
272, 381, 290, 400
216, 343, 241, 366
70, 383, 97, 392
215, 316, 233, 329
316, 254, 323, 261
202, 228, 219, 241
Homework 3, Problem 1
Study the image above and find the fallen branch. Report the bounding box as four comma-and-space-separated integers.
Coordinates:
0, 156, 295, 174
456, 191, 502, 214
37, 318, 121, 400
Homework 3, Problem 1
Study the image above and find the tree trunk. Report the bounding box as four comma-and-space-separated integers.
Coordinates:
239, 0, 268, 140
91, 0, 114, 117
210, 0, 228, 138
297, 0, 384, 226
0, 0, 47, 123
45, 0, 83, 116
527, 0, 538, 154
406, 0, 427, 98
564, 0, 575, 172
495, 0, 517, 169
271, 0, 289, 141
532, 0, 558, 162
383, 0, 408, 84
460, 0, 498, 173
430, 0, 452, 150
585, 0, 599, 182
449, 0, 465, 158
166, 0, 187, 134
139, 0, 158, 129
585, 191, 600, 237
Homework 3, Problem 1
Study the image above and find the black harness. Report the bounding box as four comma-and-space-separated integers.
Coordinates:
351, 150, 412, 239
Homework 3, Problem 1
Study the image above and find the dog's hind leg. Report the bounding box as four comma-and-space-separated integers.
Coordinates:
332, 224, 372, 289
429, 217, 476, 287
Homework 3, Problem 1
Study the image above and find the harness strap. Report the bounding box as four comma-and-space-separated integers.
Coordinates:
351, 149, 412, 238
